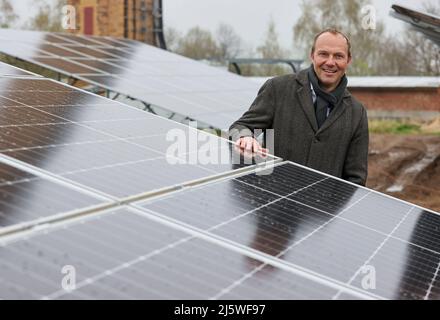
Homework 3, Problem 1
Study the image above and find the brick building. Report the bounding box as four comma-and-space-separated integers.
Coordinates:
347, 77, 440, 119
66, 0, 165, 47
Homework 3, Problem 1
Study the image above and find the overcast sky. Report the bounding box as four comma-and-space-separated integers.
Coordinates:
11, 0, 439, 55
163, 0, 438, 52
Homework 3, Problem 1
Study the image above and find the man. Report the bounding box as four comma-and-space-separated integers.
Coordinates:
229, 28, 369, 186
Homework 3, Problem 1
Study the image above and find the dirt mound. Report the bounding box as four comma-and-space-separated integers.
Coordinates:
367, 134, 440, 213
422, 116, 440, 133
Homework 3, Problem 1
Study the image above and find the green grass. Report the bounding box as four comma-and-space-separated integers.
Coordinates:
369, 120, 423, 135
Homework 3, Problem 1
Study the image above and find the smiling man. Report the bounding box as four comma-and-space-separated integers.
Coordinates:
229, 28, 369, 185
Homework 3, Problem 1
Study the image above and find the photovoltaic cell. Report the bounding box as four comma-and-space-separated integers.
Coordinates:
349, 237, 440, 300
37, 43, 87, 58
84, 36, 131, 48
138, 162, 440, 299
0, 78, 74, 92
0, 89, 110, 106
0, 29, 262, 129
57, 33, 109, 46
66, 59, 129, 75
64, 45, 122, 59
32, 57, 106, 75
0, 162, 104, 230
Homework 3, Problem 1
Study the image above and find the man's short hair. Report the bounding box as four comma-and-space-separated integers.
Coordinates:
311, 28, 351, 58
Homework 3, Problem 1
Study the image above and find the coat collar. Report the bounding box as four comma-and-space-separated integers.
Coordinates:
295, 68, 351, 134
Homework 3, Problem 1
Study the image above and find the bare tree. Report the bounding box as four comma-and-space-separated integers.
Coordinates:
256, 19, 290, 76
216, 22, 243, 60
164, 27, 182, 53
172, 23, 243, 62
24, 0, 66, 32
404, 31, 440, 76
374, 36, 419, 75
175, 26, 220, 60
0, 0, 18, 28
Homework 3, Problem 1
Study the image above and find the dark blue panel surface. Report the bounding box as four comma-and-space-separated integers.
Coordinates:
140, 162, 440, 299
0, 207, 351, 299
0, 162, 104, 229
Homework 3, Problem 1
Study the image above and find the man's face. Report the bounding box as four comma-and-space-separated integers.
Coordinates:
310, 32, 352, 91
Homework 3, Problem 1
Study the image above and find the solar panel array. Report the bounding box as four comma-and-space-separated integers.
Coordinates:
1, 62, 440, 300
0, 29, 261, 130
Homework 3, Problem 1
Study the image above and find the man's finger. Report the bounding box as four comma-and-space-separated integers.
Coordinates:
239, 138, 247, 149
238, 138, 244, 149
253, 140, 261, 152
245, 139, 254, 151
241, 138, 250, 149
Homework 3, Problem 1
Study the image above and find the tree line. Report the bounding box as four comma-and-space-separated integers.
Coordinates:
168, 0, 439, 76
0, 0, 438, 76
0, 0, 65, 31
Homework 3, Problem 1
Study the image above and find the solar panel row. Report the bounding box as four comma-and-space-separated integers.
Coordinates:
0, 68, 275, 233
0, 206, 363, 300
0, 29, 261, 130
2, 159, 439, 299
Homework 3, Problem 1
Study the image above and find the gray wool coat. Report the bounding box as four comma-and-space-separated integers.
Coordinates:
229, 69, 369, 186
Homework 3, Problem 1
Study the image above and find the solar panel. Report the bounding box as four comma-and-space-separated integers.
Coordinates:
0, 206, 367, 300
137, 162, 440, 300
0, 72, 277, 232
390, 5, 440, 46
0, 29, 262, 130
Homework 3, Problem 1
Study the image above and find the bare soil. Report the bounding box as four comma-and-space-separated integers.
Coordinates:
367, 134, 440, 213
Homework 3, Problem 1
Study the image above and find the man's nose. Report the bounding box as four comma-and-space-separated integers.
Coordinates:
325, 56, 336, 66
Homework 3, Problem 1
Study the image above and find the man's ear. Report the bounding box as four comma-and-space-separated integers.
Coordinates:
347, 55, 352, 65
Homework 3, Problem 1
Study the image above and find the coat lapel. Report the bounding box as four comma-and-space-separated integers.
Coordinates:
296, 70, 318, 132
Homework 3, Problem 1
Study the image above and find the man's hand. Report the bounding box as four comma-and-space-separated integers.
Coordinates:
235, 136, 268, 156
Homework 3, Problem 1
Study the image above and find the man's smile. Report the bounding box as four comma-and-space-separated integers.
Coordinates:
322, 68, 337, 74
